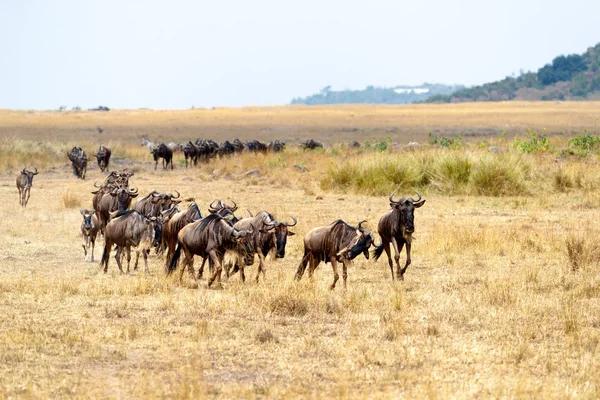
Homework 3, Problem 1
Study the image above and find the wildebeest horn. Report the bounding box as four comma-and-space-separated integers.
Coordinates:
228, 200, 238, 212
389, 192, 404, 204
208, 200, 221, 212
171, 190, 180, 199
357, 220, 367, 230
93, 181, 103, 188
33, 167, 38, 175
247, 209, 254, 217
21, 168, 27, 174
282, 216, 297, 227
128, 187, 139, 194
409, 191, 422, 203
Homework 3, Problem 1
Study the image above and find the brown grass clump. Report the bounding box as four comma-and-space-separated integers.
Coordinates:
61, 189, 81, 208
565, 232, 600, 271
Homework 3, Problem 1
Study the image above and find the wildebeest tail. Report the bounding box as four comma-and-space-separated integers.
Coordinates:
167, 242, 182, 275
100, 241, 110, 269
294, 250, 310, 280
372, 242, 385, 261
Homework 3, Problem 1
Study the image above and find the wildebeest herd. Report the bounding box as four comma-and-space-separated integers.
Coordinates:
19, 139, 424, 289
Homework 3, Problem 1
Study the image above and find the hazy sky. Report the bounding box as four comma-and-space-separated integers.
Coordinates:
1, 0, 598, 109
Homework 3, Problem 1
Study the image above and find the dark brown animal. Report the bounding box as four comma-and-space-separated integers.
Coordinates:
80, 209, 99, 262
228, 211, 296, 282
68, 147, 88, 179
152, 142, 173, 170
295, 220, 375, 289
100, 210, 161, 275
162, 202, 203, 269
96, 186, 139, 234
16, 167, 38, 207
134, 190, 181, 218
372, 192, 426, 281
167, 214, 253, 289
96, 145, 112, 172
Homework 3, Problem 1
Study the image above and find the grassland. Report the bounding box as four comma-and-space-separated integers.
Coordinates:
0, 103, 599, 398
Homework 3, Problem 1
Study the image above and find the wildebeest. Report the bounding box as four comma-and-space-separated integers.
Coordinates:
295, 220, 375, 289
68, 147, 88, 179
95, 186, 139, 234
268, 140, 285, 152
100, 210, 161, 275
134, 190, 181, 218
96, 145, 112, 172
246, 140, 268, 153
219, 140, 235, 157
80, 209, 99, 262
372, 192, 426, 281
152, 142, 173, 170
167, 214, 253, 289
16, 167, 38, 207
301, 139, 325, 150
141, 137, 156, 151
183, 141, 200, 168
162, 202, 203, 269
232, 139, 245, 153
228, 211, 296, 282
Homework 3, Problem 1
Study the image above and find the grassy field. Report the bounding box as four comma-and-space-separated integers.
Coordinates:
0, 104, 599, 398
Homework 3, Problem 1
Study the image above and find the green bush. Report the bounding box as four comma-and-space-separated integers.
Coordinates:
429, 153, 472, 193
429, 133, 464, 149
513, 130, 550, 153
567, 132, 599, 156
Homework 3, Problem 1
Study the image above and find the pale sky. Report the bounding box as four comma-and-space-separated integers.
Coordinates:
1, 0, 598, 109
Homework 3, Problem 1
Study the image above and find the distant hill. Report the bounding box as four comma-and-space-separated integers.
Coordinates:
426, 43, 600, 103
290, 83, 464, 105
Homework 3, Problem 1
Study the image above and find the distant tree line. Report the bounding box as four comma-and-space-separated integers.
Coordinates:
290, 83, 464, 105
426, 43, 600, 103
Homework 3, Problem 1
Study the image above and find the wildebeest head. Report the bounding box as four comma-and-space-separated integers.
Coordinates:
80, 209, 95, 230
21, 167, 38, 187
262, 216, 297, 258
232, 224, 255, 265
150, 217, 163, 247
151, 190, 181, 211
110, 186, 139, 210
389, 191, 426, 235
339, 220, 375, 261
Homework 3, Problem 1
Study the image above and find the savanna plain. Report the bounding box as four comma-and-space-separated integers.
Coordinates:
0, 103, 599, 398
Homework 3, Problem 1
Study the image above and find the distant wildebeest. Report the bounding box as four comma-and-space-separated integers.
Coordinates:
96, 145, 112, 172
152, 142, 174, 170
16, 167, 38, 207
295, 220, 375, 289
134, 190, 181, 218
97, 126, 104, 134
372, 192, 426, 281
219, 140, 235, 157
301, 139, 325, 150
232, 139, 245, 153
349, 141, 361, 148
68, 147, 88, 179
141, 137, 156, 151
246, 140, 268, 153
80, 209, 99, 262
100, 210, 162, 275
268, 140, 285, 152
183, 141, 200, 168
167, 214, 254, 289
228, 211, 296, 283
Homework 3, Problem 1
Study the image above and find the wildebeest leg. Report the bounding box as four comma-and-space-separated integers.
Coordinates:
207, 251, 223, 289
143, 249, 150, 275
154, 160, 158, 170
90, 235, 95, 263
307, 256, 319, 280
197, 257, 207, 280
17, 186, 22, 206
125, 246, 133, 274
294, 252, 310, 281
399, 242, 411, 280
24, 188, 30, 207
255, 253, 267, 283
82, 235, 88, 261
239, 264, 246, 283
390, 238, 402, 280
341, 260, 349, 290
383, 241, 394, 280
329, 257, 340, 290
115, 246, 125, 274
134, 249, 140, 272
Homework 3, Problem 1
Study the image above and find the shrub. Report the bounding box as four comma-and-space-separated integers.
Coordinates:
62, 189, 81, 208
429, 133, 464, 149
469, 154, 527, 196
565, 233, 600, 271
429, 152, 472, 193
513, 130, 550, 153
567, 131, 600, 156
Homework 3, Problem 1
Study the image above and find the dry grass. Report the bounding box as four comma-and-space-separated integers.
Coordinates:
0, 105, 599, 398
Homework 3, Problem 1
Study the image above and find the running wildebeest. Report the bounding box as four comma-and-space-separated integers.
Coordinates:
372, 192, 426, 281
152, 142, 173, 170
295, 220, 375, 289
96, 145, 112, 172
228, 211, 296, 283
100, 210, 161, 275
16, 167, 38, 207
80, 209, 99, 262
68, 147, 88, 179
167, 214, 254, 289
